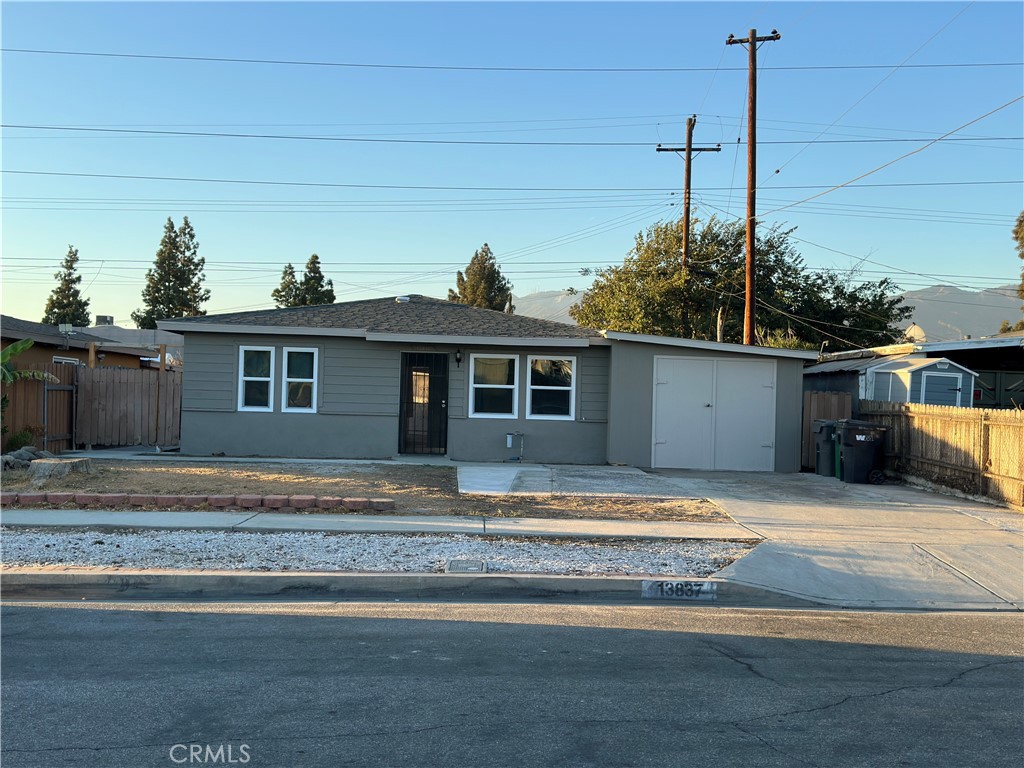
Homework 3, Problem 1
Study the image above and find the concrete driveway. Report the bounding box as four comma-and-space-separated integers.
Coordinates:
652, 469, 1023, 611
460, 464, 1023, 611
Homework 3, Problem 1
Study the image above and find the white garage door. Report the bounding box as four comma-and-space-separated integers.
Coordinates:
653, 357, 776, 471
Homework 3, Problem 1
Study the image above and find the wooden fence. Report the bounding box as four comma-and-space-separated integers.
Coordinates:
801, 390, 852, 470
1, 364, 77, 453
859, 400, 1024, 508
76, 368, 182, 448
2, 365, 181, 453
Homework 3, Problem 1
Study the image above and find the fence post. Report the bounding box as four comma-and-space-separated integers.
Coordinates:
977, 410, 988, 498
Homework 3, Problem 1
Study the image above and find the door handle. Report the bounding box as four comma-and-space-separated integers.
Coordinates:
704, 403, 713, 408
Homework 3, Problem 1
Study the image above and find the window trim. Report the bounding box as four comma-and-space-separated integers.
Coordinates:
469, 353, 519, 419
52, 356, 81, 365
281, 347, 319, 414
526, 355, 576, 421
237, 346, 275, 412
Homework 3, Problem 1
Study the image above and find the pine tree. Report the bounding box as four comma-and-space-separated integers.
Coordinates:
131, 216, 211, 329
272, 263, 300, 308
296, 254, 335, 306
448, 243, 514, 313
42, 245, 91, 327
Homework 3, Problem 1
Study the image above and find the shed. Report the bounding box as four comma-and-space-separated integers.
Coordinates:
866, 357, 977, 407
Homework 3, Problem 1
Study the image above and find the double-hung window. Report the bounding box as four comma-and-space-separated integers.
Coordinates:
282, 347, 318, 413
527, 356, 575, 420
470, 354, 518, 418
238, 347, 275, 411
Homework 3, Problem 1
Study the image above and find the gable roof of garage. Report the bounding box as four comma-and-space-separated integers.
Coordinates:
601, 331, 819, 360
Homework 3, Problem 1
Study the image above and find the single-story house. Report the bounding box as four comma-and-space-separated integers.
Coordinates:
159, 295, 816, 471
804, 334, 1023, 411
1, 315, 156, 369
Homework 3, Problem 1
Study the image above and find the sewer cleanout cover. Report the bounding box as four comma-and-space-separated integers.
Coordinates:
445, 559, 488, 574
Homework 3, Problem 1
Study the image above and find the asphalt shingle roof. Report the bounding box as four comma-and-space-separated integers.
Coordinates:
1, 315, 121, 346
164, 295, 598, 339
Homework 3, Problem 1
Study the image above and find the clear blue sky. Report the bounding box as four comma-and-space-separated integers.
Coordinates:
2, 1, 1021, 334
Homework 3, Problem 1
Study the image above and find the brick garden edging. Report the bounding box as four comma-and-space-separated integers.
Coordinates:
0, 491, 395, 513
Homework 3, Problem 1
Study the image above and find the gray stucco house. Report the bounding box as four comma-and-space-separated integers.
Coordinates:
160, 295, 815, 471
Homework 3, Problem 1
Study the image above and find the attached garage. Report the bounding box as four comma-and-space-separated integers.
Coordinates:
653, 357, 777, 471
605, 332, 815, 472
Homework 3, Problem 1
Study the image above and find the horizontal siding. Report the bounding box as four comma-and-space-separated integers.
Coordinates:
181, 335, 236, 411
321, 339, 400, 415
448, 362, 467, 418
578, 348, 610, 422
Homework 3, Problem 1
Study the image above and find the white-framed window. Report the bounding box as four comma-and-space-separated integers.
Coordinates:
238, 346, 275, 412
470, 354, 519, 418
282, 347, 318, 413
52, 356, 80, 365
527, 356, 576, 420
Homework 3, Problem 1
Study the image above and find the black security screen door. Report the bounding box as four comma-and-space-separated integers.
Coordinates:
399, 353, 449, 454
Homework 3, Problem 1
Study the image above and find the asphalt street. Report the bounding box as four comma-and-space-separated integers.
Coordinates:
1, 601, 1021, 768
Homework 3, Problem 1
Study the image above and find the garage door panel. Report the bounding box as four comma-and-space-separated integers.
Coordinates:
653, 359, 713, 469
652, 357, 776, 472
713, 360, 776, 471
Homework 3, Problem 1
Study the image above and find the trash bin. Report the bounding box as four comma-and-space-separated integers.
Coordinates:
836, 419, 887, 484
812, 419, 837, 477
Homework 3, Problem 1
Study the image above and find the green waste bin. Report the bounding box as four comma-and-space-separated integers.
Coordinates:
836, 419, 887, 484
812, 419, 837, 477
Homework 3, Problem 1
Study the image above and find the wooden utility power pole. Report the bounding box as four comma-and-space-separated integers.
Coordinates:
656, 116, 720, 267
727, 28, 780, 345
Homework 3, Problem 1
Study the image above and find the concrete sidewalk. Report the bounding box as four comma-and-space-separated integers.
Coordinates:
2, 465, 1021, 611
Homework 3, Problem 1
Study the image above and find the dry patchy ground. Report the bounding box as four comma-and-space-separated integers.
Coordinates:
2, 460, 727, 522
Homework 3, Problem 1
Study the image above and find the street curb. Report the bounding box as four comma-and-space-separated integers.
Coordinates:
0, 569, 823, 608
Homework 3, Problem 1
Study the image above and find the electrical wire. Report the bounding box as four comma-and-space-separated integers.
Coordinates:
2, 47, 1020, 72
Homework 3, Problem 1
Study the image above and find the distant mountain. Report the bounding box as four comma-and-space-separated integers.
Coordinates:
897, 284, 1022, 342
512, 290, 581, 325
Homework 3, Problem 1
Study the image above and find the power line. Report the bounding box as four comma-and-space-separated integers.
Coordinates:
4, 123, 1018, 147
761, 95, 1024, 216
4, 168, 1017, 192
2, 47, 1020, 72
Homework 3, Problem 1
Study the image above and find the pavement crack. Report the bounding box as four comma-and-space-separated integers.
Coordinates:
737, 659, 1023, 725
731, 722, 820, 767
705, 642, 785, 686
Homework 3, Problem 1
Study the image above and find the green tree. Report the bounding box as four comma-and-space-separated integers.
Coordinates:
131, 217, 210, 329
448, 243, 514, 313
272, 263, 300, 308
1014, 210, 1024, 302
42, 245, 91, 327
994, 211, 1024, 333
296, 253, 335, 306
569, 216, 912, 351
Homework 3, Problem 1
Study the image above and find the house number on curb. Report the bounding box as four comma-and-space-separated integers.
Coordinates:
641, 580, 717, 601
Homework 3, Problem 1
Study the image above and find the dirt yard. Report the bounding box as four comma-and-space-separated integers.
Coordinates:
2, 460, 728, 522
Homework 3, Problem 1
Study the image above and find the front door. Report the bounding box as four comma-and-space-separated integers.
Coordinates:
399, 353, 449, 454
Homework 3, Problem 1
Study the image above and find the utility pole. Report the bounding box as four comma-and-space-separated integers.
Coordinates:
727, 28, 780, 345
656, 116, 720, 267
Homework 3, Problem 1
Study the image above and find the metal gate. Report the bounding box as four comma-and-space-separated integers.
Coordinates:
398, 353, 449, 454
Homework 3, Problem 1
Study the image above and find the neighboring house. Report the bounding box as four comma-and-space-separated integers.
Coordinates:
804, 334, 1023, 411
0, 315, 154, 368
160, 295, 815, 471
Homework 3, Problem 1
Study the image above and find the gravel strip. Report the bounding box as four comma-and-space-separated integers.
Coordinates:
0, 528, 753, 577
